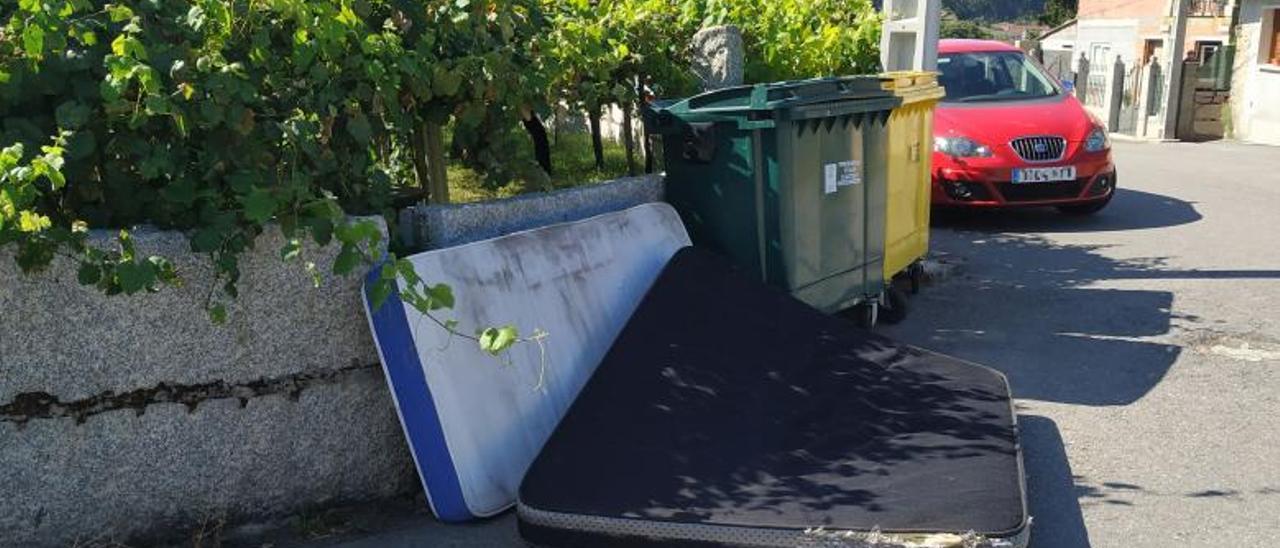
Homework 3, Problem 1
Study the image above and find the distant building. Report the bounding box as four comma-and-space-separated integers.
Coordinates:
1228, 1, 1280, 145
1049, 1, 1242, 141
1038, 19, 1080, 81
989, 21, 1048, 44
1076, 0, 1232, 68
1040, 19, 1081, 54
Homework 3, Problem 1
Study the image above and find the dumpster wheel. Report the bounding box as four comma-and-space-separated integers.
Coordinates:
880, 286, 909, 325
846, 300, 879, 329
909, 262, 924, 295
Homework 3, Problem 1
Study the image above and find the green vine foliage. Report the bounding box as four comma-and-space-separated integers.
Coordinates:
681, 0, 883, 83
543, 0, 699, 115
2, 0, 881, 355
1, 0, 542, 354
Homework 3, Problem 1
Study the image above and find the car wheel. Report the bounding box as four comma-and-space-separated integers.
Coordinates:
1057, 194, 1112, 216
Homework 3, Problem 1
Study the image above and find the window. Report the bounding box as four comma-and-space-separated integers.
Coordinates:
937, 51, 1061, 104
1189, 0, 1228, 18
1195, 41, 1223, 64
1089, 43, 1112, 66
1143, 39, 1164, 65
1270, 10, 1280, 65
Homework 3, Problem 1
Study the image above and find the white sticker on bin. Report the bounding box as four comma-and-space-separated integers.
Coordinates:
824, 161, 861, 194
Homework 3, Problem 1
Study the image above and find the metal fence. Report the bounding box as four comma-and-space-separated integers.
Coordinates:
1189, 0, 1228, 17
1147, 63, 1165, 117
1085, 73, 1107, 107
1042, 50, 1074, 83
1117, 62, 1142, 134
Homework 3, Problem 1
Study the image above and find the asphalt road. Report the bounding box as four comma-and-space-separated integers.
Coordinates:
301, 140, 1280, 548
879, 140, 1280, 547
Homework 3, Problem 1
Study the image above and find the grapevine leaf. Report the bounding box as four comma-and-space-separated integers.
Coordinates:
426, 283, 455, 310
241, 188, 276, 224
208, 303, 227, 324
116, 261, 155, 294
280, 239, 302, 261
77, 263, 101, 285
368, 277, 395, 310
22, 25, 44, 58
346, 113, 373, 144
332, 245, 361, 275
478, 325, 519, 356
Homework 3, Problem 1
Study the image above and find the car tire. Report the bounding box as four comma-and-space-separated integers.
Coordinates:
1057, 194, 1112, 216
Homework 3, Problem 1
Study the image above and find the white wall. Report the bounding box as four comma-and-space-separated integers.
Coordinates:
1041, 23, 1079, 52
1234, 1, 1280, 145
1041, 23, 1081, 72
1077, 19, 1142, 65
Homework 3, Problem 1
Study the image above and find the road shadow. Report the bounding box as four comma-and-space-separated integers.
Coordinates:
935, 188, 1202, 233
1019, 415, 1091, 548
889, 188, 1280, 405
885, 189, 1193, 405
884, 228, 1184, 405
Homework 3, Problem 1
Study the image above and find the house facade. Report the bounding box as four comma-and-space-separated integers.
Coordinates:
1062, 1, 1240, 140
1038, 19, 1081, 83
1076, 0, 1233, 68
1229, 0, 1280, 144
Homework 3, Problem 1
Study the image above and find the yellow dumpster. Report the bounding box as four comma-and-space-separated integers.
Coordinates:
880, 71, 946, 287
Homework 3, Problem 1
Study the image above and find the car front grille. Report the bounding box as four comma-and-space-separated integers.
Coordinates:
996, 179, 1087, 202
1010, 136, 1066, 162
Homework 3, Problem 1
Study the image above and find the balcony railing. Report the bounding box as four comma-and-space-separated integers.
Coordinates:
1189, 0, 1228, 17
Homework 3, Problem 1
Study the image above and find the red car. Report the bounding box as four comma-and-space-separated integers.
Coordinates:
932, 39, 1117, 215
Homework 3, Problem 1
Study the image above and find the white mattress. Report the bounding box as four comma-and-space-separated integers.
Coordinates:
362, 203, 691, 520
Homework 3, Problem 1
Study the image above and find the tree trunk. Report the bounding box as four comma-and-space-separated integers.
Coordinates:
411, 121, 432, 202
552, 106, 560, 147
523, 113, 553, 177
622, 103, 636, 176
643, 135, 655, 174
588, 106, 605, 170
423, 121, 449, 204
641, 101, 654, 173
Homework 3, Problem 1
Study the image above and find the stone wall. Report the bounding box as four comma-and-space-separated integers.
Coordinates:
398, 174, 664, 251
1, 175, 667, 546
0, 219, 418, 547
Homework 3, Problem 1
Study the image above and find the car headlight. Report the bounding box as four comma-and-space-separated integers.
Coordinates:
1085, 127, 1110, 152
935, 136, 993, 158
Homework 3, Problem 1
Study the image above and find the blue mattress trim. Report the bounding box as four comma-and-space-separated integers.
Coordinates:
364, 268, 473, 522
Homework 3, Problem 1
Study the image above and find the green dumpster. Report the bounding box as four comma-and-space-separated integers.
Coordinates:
646, 77, 901, 315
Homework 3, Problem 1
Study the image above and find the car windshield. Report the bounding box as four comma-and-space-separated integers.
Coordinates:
938, 51, 1061, 103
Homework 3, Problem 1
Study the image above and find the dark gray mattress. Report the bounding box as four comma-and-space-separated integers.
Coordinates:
518, 247, 1027, 547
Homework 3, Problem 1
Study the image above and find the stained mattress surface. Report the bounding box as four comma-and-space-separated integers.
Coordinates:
518, 247, 1027, 546
363, 203, 690, 521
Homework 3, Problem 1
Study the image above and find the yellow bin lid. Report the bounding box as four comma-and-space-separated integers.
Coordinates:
878, 71, 946, 103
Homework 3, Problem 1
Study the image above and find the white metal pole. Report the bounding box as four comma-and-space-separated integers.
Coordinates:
880, 0, 941, 72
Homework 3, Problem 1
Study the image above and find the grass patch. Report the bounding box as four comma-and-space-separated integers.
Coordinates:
443, 131, 641, 204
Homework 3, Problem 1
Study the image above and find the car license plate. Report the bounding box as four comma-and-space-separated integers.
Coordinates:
1012, 166, 1077, 184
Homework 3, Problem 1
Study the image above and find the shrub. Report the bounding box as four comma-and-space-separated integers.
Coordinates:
2, 0, 881, 333
1, 0, 542, 324
683, 0, 882, 83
